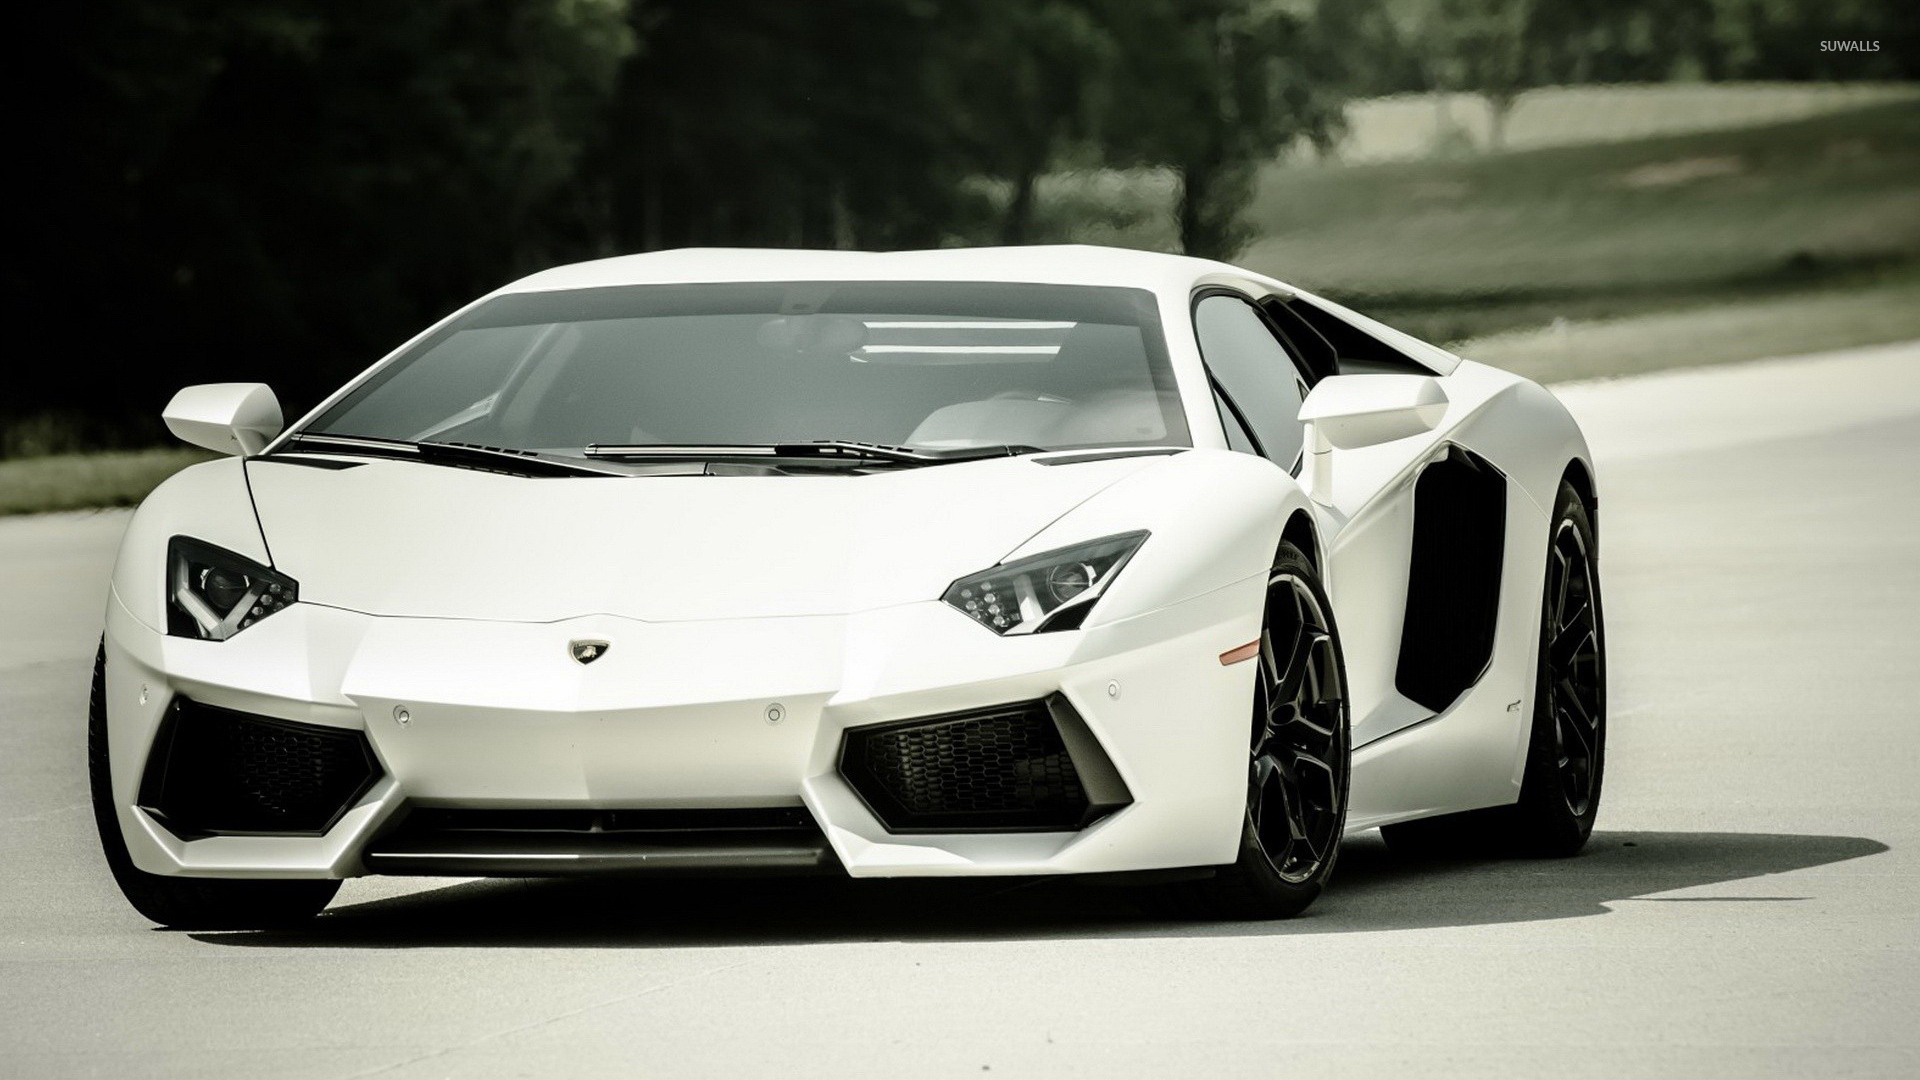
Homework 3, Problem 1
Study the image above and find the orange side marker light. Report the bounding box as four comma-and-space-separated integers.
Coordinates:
1219, 640, 1260, 666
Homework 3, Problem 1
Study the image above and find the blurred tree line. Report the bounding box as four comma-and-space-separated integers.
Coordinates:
1399, 0, 1920, 149
7, 0, 1915, 447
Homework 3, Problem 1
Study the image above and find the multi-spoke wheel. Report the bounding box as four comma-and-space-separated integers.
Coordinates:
1169, 542, 1350, 919
1381, 480, 1605, 858
1542, 508, 1603, 822
1506, 481, 1607, 854
1248, 565, 1348, 884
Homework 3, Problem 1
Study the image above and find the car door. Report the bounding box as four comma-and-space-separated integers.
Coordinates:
1290, 294, 1524, 758
1197, 287, 1499, 752
1284, 291, 1574, 833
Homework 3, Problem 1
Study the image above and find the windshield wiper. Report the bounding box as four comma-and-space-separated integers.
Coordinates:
583, 440, 1043, 466
581, 444, 782, 459
778, 440, 1043, 464
279, 433, 622, 478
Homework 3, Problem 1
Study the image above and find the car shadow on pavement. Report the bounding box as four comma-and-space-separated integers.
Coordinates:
186, 829, 1887, 950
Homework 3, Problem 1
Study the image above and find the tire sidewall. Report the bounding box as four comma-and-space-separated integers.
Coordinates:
1232, 542, 1353, 909
1518, 483, 1606, 850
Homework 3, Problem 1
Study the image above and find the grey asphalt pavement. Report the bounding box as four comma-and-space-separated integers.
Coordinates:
3, 343, 1918, 1078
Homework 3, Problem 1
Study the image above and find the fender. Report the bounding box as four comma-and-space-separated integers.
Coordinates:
110, 458, 271, 633
1005, 447, 1310, 628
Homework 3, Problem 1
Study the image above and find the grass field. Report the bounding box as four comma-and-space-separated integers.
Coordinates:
1047, 89, 1920, 371
1326, 82, 1920, 163
0, 449, 214, 517
1241, 96, 1920, 335
1457, 265, 1920, 383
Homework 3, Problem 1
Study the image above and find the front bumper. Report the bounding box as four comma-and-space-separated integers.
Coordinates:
101, 577, 1262, 880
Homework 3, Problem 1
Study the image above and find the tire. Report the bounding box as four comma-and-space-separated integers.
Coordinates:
1380, 480, 1605, 858
1162, 542, 1351, 918
88, 640, 340, 929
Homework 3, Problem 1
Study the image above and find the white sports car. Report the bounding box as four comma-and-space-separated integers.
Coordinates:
91, 246, 1605, 926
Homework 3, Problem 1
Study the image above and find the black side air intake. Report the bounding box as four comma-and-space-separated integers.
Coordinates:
137, 699, 381, 839
1396, 445, 1508, 712
838, 695, 1131, 833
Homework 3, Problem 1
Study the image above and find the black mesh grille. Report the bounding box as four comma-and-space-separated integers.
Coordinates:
138, 699, 380, 838
840, 699, 1100, 832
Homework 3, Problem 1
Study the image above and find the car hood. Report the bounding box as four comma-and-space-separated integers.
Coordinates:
244, 454, 1157, 622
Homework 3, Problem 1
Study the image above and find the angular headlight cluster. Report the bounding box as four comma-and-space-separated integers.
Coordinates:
166, 537, 299, 641
943, 531, 1148, 635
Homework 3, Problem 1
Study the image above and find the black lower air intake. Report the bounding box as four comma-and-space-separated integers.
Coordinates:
137, 699, 381, 839
363, 806, 836, 876
839, 695, 1130, 833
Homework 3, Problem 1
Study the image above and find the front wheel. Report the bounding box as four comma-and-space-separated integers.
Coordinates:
1165, 542, 1351, 919
88, 641, 340, 929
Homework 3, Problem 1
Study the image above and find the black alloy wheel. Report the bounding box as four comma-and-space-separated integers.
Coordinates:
1166, 542, 1350, 918
1249, 567, 1349, 884
1503, 481, 1608, 855
1542, 512, 1603, 820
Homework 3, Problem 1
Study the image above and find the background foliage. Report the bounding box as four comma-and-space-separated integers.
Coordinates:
7, 0, 1916, 449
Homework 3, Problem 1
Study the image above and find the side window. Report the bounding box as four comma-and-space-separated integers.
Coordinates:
1213, 385, 1260, 455
1285, 294, 1459, 376
1193, 294, 1308, 467
1260, 298, 1337, 383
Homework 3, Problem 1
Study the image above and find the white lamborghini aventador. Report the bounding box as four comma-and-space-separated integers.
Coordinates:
91, 245, 1605, 927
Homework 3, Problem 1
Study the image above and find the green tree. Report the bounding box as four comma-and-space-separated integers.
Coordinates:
940, 0, 1119, 244
595, 0, 978, 253
1421, 0, 1539, 151
11, 0, 1380, 441
12, 0, 635, 424
1530, 0, 1718, 83
1102, 0, 1344, 259
1708, 0, 1920, 80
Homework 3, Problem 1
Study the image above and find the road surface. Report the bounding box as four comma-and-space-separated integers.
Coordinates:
3, 342, 1917, 1078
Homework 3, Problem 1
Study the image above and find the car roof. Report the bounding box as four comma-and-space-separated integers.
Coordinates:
497, 244, 1286, 298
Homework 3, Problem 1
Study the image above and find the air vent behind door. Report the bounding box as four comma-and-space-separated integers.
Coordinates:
1395, 446, 1508, 712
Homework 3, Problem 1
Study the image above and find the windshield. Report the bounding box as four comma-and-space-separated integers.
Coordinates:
302, 281, 1189, 455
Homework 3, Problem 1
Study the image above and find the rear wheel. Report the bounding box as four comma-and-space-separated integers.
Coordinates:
1381, 481, 1605, 858
1166, 543, 1350, 918
88, 640, 339, 929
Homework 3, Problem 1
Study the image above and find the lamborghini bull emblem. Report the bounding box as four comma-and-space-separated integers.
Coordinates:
570, 639, 610, 665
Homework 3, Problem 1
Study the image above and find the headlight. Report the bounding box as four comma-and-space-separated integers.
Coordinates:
166, 537, 299, 640
942, 531, 1148, 635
